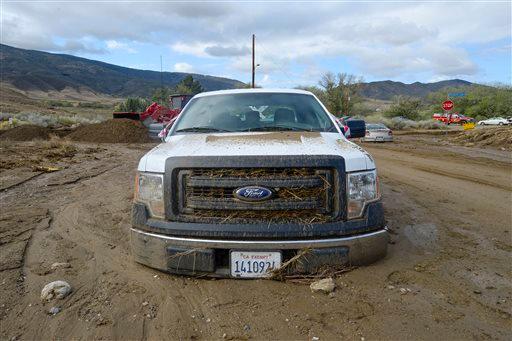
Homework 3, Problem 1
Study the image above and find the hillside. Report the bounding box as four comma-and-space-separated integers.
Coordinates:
359, 79, 474, 100
0, 44, 244, 97
1, 44, 476, 101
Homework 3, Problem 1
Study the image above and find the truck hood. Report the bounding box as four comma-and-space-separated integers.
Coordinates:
139, 132, 375, 173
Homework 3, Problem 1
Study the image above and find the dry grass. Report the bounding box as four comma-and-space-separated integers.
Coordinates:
282, 266, 356, 284
188, 186, 327, 201
0, 137, 78, 170
192, 168, 317, 178
42, 135, 77, 159
277, 187, 326, 200
269, 249, 312, 280
189, 209, 330, 224
450, 127, 512, 149
269, 249, 356, 282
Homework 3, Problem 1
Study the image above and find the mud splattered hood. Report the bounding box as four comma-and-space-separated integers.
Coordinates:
139, 132, 375, 173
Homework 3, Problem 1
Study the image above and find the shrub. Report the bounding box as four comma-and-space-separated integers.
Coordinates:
115, 97, 150, 112
384, 96, 422, 120
0, 112, 103, 128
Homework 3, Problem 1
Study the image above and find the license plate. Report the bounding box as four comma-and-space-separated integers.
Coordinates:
376, 136, 384, 141
230, 251, 282, 278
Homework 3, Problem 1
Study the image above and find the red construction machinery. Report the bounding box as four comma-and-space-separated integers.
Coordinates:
113, 94, 193, 126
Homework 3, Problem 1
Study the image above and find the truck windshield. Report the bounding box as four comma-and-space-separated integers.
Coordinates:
172, 93, 337, 133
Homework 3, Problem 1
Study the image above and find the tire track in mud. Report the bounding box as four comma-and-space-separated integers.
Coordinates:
0, 171, 44, 191
409, 165, 511, 191
369, 146, 510, 191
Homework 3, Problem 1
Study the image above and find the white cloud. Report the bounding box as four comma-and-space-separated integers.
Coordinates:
171, 42, 211, 57
1, 1, 510, 82
204, 45, 250, 57
174, 62, 194, 73
106, 40, 136, 53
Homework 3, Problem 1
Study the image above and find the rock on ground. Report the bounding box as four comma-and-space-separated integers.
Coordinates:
41, 281, 72, 301
48, 307, 61, 315
310, 278, 336, 294
50, 262, 71, 271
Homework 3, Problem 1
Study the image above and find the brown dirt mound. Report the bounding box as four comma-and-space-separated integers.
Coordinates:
450, 127, 512, 149
67, 119, 151, 143
0, 125, 51, 141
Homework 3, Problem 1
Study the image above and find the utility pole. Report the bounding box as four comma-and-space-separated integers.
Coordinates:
251, 34, 255, 88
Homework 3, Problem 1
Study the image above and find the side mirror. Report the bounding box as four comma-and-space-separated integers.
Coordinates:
346, 119, 366, 138
158, 128, 168, 142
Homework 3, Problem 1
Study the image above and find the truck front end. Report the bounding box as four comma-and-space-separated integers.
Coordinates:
130, 89, 388, 278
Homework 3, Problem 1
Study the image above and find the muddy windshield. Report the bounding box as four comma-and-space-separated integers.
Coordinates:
172, 93, 337, 133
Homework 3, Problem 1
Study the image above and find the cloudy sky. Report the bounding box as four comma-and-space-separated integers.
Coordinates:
2, 0, 511, 87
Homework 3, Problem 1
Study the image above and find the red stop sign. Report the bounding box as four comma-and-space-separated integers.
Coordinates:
442, 100, 454, 111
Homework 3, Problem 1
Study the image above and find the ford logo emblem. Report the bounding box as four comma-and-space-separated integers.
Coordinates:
234, 186, 273, 202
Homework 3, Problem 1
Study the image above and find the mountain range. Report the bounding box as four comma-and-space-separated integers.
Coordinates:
0, 44, 244, 98
1, 44, 475, 100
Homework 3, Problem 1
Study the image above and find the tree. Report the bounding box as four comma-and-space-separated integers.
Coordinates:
425, 84, 512, 120
384, 96, 422, 120
151, 87, 173, 105
176, 75, 204, 94
318, 72, 363, 116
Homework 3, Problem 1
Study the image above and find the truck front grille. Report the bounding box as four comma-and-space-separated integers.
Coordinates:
173, 168, 337, 224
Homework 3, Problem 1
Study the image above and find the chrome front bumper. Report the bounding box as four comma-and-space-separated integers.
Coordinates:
131, 228, 389, 277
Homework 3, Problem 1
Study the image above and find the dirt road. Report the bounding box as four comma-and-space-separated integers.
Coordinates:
1, 135, 510, 340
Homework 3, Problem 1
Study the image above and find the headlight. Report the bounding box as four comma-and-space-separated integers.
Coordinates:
134, 172, 164, 218
347, 170, 380, 219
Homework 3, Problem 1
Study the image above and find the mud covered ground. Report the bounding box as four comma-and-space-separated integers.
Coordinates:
0, 135, 510, 340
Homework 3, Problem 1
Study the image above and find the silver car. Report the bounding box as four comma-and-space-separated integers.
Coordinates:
362, 123, 393, 142
477, 117, 509, 126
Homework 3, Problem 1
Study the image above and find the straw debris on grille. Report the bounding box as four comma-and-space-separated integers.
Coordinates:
182, 167, 333, 224
187, 186, 326, 200
268, 249, 312, 280
277, 187, 326, 200
192, 167, 318, 178
269, 249, 356, 282
188, 209, 330, 224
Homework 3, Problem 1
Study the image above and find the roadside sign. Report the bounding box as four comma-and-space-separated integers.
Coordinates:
448, 92, 465, 98
463, 122, 476, 130
442, 100, 454, 111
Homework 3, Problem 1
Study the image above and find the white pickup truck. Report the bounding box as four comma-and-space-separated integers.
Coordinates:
131, 89, 388, 278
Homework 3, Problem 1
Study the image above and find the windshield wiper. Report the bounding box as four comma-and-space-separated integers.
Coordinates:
241, 126, 308, 132
175, 126, 232, 133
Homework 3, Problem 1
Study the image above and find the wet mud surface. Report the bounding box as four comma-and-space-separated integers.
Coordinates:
0, 135, 510, 340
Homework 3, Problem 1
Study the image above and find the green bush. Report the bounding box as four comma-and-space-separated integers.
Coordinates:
115, 97, 150, 112
383, 96, 422, 120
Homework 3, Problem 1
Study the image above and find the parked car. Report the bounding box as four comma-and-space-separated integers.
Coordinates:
432, 113, 474, 124
335, 117, 366, 139
132, 89, 387, 278
478, 117, 509, 126
362, 123, 393, 142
